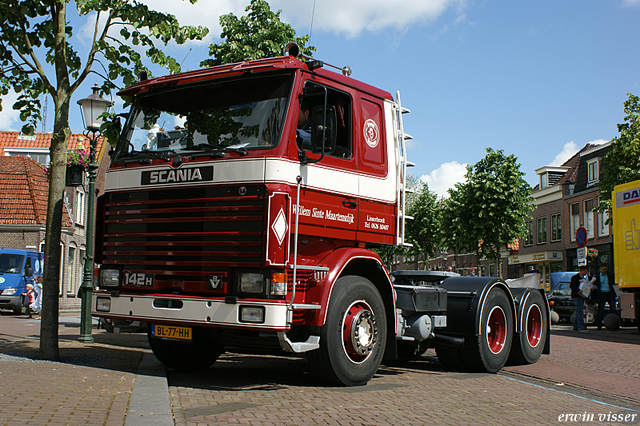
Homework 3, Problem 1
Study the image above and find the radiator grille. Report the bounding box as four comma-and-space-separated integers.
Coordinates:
99, 184, 266, 293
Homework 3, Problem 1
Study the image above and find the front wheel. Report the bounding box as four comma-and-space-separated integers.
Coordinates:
148, 326, 224, 371
463, 286, 513, 373
307, 275, 387, 386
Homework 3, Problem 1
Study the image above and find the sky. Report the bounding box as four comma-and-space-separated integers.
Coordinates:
1, 0, 639, 196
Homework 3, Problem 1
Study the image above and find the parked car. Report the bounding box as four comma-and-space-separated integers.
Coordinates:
547, 271, 596, 325
0, 248, 44, 314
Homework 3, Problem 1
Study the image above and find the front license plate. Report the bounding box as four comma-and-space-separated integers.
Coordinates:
152, 324, 192, 341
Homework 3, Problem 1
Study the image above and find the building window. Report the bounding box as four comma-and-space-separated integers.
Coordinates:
587, 159, 600, 186
524, 221, 533, 246
5, 148, 50, 165
67, 245, 76, 295
537, 217, 547, 244
540, 173, 548, 189
598, 197, 610, 236
584, 199, 594, 238
59, 243, 64, 295
551, 214, 561, 242
75, 188, 85, 225
570, 203, 579, 241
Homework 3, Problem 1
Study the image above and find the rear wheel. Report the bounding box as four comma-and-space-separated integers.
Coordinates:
148, 327, 223, 371
307, 275, 387, 386
508, 291, 548, 365
463, 287, 513, 373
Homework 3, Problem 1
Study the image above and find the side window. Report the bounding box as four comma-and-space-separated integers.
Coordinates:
298, 83, 352, 159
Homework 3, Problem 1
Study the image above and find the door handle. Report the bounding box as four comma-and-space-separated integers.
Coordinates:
342, 200, 358, 209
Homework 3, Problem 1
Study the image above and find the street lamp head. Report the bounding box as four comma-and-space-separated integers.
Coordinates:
77, 83, 112, 132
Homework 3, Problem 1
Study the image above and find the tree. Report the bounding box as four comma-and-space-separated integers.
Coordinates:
405, 180, 441, 268
0, 0, 208, 360
201, 0, 314, 67
441, 148, 532, 273
598, 93, 640, 213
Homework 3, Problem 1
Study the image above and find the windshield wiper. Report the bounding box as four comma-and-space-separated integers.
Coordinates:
181, 143, 249, 157
116, 148, 175, 164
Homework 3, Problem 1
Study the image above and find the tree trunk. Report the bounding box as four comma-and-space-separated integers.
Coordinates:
39, 1, 72, 360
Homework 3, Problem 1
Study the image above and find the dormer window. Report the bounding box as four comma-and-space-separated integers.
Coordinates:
535, 166, 569, 190
587, 158, 600, 186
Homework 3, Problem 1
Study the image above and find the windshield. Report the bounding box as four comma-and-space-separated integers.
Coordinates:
114, 73, 293, 161
0, 254, 24, 274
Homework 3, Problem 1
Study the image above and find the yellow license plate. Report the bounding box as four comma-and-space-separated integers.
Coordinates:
152, 324, 192, 341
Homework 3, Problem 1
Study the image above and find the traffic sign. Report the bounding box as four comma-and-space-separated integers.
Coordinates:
575, 226, 588, 248
577, 246, 587, 266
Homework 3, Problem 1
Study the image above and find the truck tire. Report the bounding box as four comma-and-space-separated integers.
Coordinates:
307, 275, 387, 386
508, 291, 547, 365
148, 327, 223, 371
462, 287, 513, 373
435, 344, 467, 371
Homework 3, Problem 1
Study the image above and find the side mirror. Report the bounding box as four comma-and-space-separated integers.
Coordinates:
24, 267, 33, 277
310, 105, 337, 154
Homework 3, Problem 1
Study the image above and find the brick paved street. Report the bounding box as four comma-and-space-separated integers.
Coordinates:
1, 312, 639, 426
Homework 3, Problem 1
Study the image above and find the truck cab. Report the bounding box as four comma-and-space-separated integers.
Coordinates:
0, 248, 44, 314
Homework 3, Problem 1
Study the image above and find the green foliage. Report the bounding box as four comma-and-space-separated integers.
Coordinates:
0, 0, 209, 133
372, 175, 441, 269
598, 93, 640, 213
405, 180, 441, 261
441, 148, 532, 264
201, 0, 315, 67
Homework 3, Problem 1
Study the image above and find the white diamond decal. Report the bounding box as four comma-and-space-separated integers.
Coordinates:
272, 208, 287, 245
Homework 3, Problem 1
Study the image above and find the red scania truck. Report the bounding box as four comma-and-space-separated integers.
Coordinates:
91, 44, 549, 386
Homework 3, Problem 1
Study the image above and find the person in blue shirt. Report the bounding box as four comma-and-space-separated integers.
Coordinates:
296, 101, 312, 150
594, 263, 616, 330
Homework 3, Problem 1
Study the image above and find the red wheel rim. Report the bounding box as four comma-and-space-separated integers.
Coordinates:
342, 301, 377, 364
526, 304, 543, 348
486, 306, 507, 354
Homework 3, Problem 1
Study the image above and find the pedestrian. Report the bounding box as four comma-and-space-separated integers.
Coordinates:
594, 263, 616, 330
22, 283, 36, 318
570, 266, 591, 331
31, 276, 43, 317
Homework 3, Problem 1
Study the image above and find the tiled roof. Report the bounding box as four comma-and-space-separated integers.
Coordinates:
0, 130, 105, 156
0, 156, 72, 227
532, 143, 600, 191
557, 143, 599, 185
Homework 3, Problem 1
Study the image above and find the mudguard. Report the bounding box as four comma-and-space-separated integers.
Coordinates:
437, 276, 516, 338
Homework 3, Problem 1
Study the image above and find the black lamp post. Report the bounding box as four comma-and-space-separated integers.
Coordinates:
77, 83, 111, 343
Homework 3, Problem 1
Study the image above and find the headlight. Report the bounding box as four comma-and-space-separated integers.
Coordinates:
239, 273, 264, 293
239, 306, 265, 323
1, 288, 17, 295
100, 269, 120, 288
96, 297, 111, 312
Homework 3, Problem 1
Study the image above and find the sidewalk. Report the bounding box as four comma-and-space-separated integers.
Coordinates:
504, 324, 640, 405
0, 312, 155, 426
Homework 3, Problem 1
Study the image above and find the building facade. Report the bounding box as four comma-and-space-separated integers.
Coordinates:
509, 143, 612, 290
0, 131, 108, 310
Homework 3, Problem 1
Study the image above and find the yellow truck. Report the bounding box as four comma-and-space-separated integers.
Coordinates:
612, 179, 640, 329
